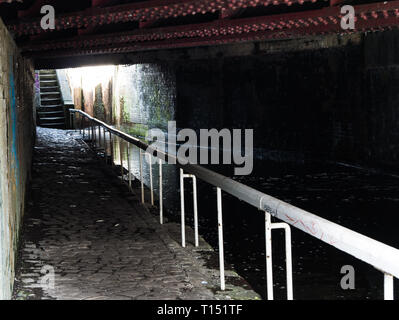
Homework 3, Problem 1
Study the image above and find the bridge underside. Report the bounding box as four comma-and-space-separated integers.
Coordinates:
1, 0, 399, 67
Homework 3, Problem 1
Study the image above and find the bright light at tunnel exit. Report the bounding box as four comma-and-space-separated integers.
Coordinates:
66, 65, 115, 92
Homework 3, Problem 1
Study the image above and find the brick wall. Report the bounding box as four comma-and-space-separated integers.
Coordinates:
174, 31, 399, 169
0, 18, 35, 300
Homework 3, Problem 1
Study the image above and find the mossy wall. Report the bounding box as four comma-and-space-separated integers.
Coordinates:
113, 64, 176, 133
66, 64, 175, 134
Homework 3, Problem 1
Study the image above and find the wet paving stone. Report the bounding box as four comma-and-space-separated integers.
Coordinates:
13, 127, 259, 301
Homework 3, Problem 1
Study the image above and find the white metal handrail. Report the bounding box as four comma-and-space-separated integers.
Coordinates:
71, 109, 398, 300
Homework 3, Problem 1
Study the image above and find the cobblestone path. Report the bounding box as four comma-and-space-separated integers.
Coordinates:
13, 128, 259, 300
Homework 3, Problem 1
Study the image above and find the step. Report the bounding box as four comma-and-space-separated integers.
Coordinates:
40, 80, 58, 84
37, 104, 64, 110
41, 98, 62, 102
41, 102, 62, 107
40, 93, 61, 99
40, 86, 59, 91
40, 74, 57, 78
38, 111, 64, 116
40, 92, 60, 96
40, 82, 58, 88
40, 78, 57, 82
39, 70, 56, 74
39, 117, 65, 122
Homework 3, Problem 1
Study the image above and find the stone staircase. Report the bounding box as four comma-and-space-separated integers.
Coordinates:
37, 70, 66, 129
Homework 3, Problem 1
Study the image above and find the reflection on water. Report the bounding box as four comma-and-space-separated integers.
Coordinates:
83, 125, 399, 300
84, 125, 180, 208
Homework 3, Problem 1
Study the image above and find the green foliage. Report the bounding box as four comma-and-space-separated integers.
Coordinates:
126, 123, 148, 138
81, 87, 85, 111
94, 84, 105, 121
120, 96, 130, 123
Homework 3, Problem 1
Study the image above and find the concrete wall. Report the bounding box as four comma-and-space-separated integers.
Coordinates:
0, 18, 35, 300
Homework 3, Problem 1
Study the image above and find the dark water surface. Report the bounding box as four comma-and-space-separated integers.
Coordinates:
89, 126, 399, 300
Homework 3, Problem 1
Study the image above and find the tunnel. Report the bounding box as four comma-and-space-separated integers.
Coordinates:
1, 0, 399, 304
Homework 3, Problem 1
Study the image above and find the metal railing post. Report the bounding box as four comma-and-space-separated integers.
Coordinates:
139, 148, 144, 204
217, 187, 226, 291
70, 112, 74, 130
80, 114, 83, 136
103, 126, 106, 147
98, 125, 102, 150
271, 222, 294, 300
91, 122, 94, 146
119, 137, 124, 182
87, 119, 90, 141
180, 168, 186, 248
159, 159, 163, 225
265, 211, 274, 300
193, 176, 199, 247
265, 215, 294, 300
127, 142, 132, 190
384, 273, 394, 300
110, 131, 114, 167
180, 172, 199, 247
148, 153, 154, 206
102, 127, 106, 157
104, 129, 108, 164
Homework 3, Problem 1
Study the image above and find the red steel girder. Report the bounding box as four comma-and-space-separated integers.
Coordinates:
25, 25, 340, 59
21, 1, 399, 54
20, 5, 344, 52
8, 0, 323, 37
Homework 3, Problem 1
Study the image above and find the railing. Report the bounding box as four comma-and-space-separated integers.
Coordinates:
70, 109, 398, 300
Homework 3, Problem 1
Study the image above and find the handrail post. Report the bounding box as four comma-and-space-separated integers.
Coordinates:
98, 125, 102, 150
159, 159, 163, 225
180, 172, 199, 247
148, 153, 154, 206
127, 142, 132, 190
104, 129, 107, 164
180, 168, 186, 248
384, 273, 394, 300
110, 131, 114, 167
265, 211, 274, 300
70, 112, 74, 130
101, 127, 107, 154
271, 222, 294, 300
91, 121, 94, 146
285, 226, 293, 300
193, 176, 199, 247
119, 137, 124, 182
139, 148, 144, 204
87, 118, 90, 141
80, 113, 83, 137
217, 187, 226, 291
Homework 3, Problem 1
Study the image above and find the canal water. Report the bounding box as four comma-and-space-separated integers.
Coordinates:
86, 126, 399, 300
